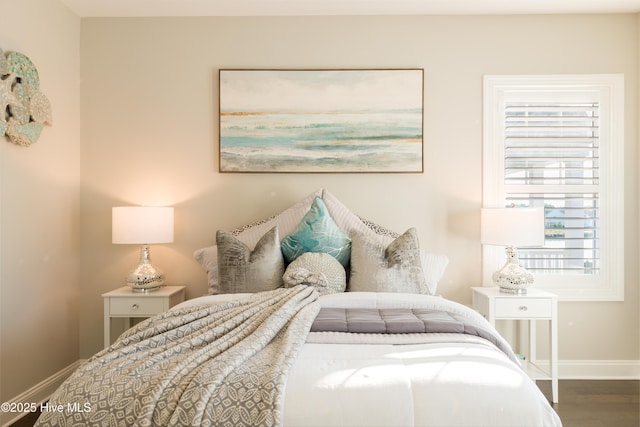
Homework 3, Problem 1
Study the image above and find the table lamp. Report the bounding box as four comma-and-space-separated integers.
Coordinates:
112, 206, 174, 292
481, 207, 545, 294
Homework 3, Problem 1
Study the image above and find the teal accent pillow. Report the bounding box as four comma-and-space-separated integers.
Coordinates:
281, 197, 351, 267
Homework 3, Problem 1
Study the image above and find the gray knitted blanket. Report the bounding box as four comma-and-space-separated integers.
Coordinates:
35, 286, 319, 427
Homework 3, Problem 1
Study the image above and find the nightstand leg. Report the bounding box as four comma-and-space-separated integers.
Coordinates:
103, 298, 110, 348
551, 312, 558, 403
529, 319, 537, 365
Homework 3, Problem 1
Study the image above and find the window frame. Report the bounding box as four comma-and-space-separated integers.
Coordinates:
482, 74, 624, 301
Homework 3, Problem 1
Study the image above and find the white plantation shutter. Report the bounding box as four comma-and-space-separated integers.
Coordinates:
504, 102, 600, 275
507, 193, 599, 275
504, 102, 599, 186
483, 75, 624, 301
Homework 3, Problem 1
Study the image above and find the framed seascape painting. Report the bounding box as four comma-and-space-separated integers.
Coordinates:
219, 69, 424, 173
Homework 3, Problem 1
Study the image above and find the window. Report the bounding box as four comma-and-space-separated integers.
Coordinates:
483, 75, 624, 301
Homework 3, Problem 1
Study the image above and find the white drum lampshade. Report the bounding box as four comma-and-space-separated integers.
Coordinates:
112, 206, 174, 292
481, 207, 545, 294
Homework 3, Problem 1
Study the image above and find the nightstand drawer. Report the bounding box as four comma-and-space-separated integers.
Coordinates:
494, 298, 552, 318
109, 297, 165, 315
103, 286, 186, 348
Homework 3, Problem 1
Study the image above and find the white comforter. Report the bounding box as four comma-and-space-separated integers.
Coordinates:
176, 292, 562, 427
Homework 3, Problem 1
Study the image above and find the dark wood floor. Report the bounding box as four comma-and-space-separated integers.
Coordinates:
538, 380, 639, 427
10, 380, 639, 426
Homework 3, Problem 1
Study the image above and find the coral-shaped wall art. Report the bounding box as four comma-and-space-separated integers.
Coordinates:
0, 48, 52, 147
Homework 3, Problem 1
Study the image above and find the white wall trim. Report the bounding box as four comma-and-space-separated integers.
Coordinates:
0, 360, 84, 427
534, 359, 640, 380
482, 74, 626, 302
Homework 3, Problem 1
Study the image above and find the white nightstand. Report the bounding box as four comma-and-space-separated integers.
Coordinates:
471, 286, 558, 403
102, 285, 186, 348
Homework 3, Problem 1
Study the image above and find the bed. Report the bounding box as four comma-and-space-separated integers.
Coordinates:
35, 189, 562, 427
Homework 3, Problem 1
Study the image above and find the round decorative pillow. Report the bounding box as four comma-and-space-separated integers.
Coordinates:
282, 252, 346, 296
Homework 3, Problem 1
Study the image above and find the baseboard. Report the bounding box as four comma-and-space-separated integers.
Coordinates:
533, 359, 640, 380
561, 359, 640, 379
1, 360, 84, 427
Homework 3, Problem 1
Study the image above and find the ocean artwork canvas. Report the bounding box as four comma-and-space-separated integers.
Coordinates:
219, 69, 423, 173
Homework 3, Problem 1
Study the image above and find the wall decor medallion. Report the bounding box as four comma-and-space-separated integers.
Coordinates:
0, 48, 52, 147
219, 69, 424, 173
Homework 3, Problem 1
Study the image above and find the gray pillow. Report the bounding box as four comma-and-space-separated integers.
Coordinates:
216, 226, 284, 294
349, 227, 428, 294
283, 252, 346, 296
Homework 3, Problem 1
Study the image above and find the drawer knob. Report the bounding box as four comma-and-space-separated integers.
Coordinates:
519, 305, 528, 311
132, 304, 139, 310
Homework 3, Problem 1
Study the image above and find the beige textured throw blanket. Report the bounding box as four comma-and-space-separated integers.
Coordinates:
35, 286, 320, 427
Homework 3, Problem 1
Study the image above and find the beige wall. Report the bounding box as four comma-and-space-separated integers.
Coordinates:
1, 5, 638, 405
0, 0, 81, 410
79, 14, 639, 364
